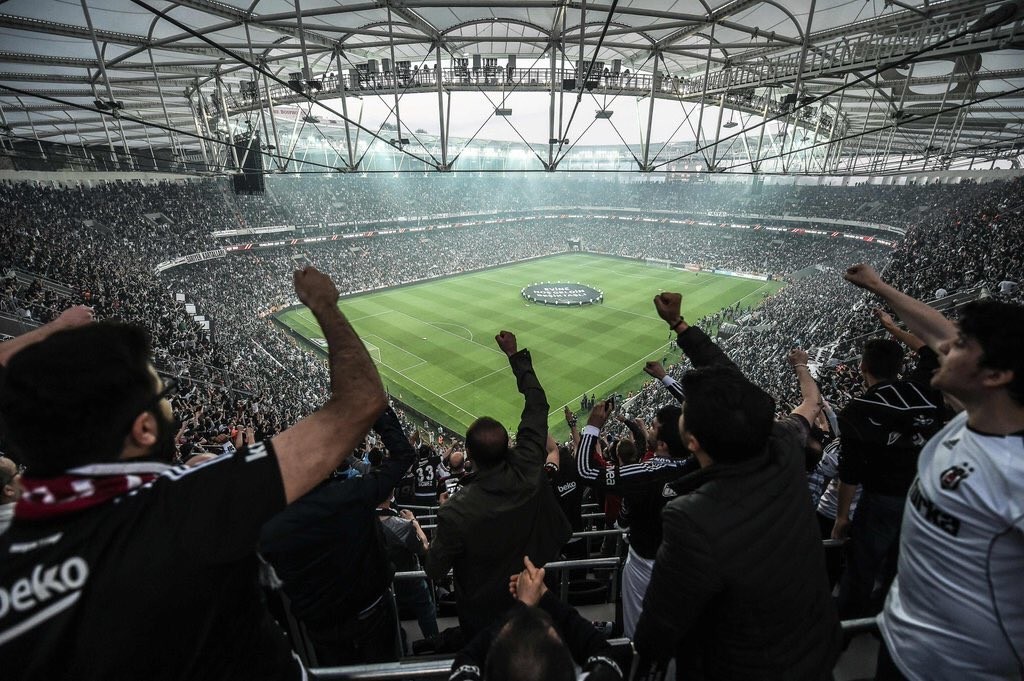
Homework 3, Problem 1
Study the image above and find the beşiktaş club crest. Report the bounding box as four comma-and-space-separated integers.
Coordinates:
939, 462, 975, 491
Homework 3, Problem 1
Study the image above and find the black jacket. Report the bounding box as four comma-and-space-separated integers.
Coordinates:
259, 406, 415, 625
633, 323, 840, 680
837, 346, 943, 496
634, 414, 841, 681
425, 349, 572, 637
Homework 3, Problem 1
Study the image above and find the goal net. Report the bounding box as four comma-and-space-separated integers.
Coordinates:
363, 339, 382, 363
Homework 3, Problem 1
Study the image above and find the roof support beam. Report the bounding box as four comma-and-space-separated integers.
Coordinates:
0, 14, 224, 59
81, 0, 134, 168
388, 3, 444, 43
170, 0, 338, 50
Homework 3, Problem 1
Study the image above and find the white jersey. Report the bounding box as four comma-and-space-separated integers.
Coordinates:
0, 503, 12, 536
815, 439, 860, 520
879, 411, 1024, 681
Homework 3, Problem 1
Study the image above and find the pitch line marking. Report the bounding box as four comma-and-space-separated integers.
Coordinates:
428, 321, 475, 342
295, 309, 390, 325
364, 334, 427, 371
348, 310, 391, 323
547, 341, 673, 419
439, 366, 507, 396
386, 370, 477, 421
285, 321, 472, 420
396, 311, 505, 357
469, 274, 521, 288
734, 281, 776, 306
600, 304, 662, 323
374, 357, 476, 421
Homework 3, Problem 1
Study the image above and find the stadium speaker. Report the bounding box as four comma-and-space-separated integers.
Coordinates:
232, 133, 265, 194
232, 171, 264, 194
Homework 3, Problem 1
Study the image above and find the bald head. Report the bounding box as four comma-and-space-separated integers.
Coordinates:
449, 450, 465, 471
0, 456, 23, 505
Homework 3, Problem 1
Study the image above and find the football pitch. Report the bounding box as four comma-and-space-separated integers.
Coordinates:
276, 253, 784, 438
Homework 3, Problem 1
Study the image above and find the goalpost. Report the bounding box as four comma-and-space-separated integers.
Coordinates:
315, 336, 381, 363
644, 257, 672, 269
363, 338, 382, 363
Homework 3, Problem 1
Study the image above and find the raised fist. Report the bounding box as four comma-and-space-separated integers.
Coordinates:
56, 305, 94, 330
653, 292, 683, 324
293, 267, 339, 311
843, 263, 884, 292
495, 330, 518, 356
788, 347, 809, 367
872, 307, 896, 330
644, 360, 667, 380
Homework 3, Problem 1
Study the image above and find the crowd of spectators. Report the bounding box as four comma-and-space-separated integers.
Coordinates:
163, 217, 887, 447
2, 172, 1024, 680
1, 272, 62, 324
2, 175, 1021, 457
218, 174, 1021, 234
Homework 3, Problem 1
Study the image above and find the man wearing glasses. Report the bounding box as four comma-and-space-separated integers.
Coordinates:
0, 456, 23, 535
0, 268, 386, 680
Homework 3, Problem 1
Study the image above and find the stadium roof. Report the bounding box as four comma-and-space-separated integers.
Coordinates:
1, 0, 1022, 175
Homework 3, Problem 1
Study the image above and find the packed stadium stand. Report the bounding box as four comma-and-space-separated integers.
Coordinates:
2, 1, 1024, 680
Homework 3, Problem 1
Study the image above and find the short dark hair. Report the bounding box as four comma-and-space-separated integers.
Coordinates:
654, 404, 684, 457
0, 323, 155, 477
485, 607, 574, 681
614, 439, 639, 465
465, 417, 508, 469
861, 338, 903, 380
960, 300, 1024, 405
680, 366, 776, 464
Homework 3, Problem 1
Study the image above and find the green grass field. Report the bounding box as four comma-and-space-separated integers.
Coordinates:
276, 253, 783, 438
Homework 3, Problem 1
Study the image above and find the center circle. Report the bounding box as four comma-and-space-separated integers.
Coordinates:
522, 282, 604, 306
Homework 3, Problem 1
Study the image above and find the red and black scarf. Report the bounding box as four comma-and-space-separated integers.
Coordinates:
15, 461, 172, 521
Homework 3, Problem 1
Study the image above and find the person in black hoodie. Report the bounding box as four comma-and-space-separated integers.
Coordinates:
259, 405, 415, 666
633, 292, 840, 681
